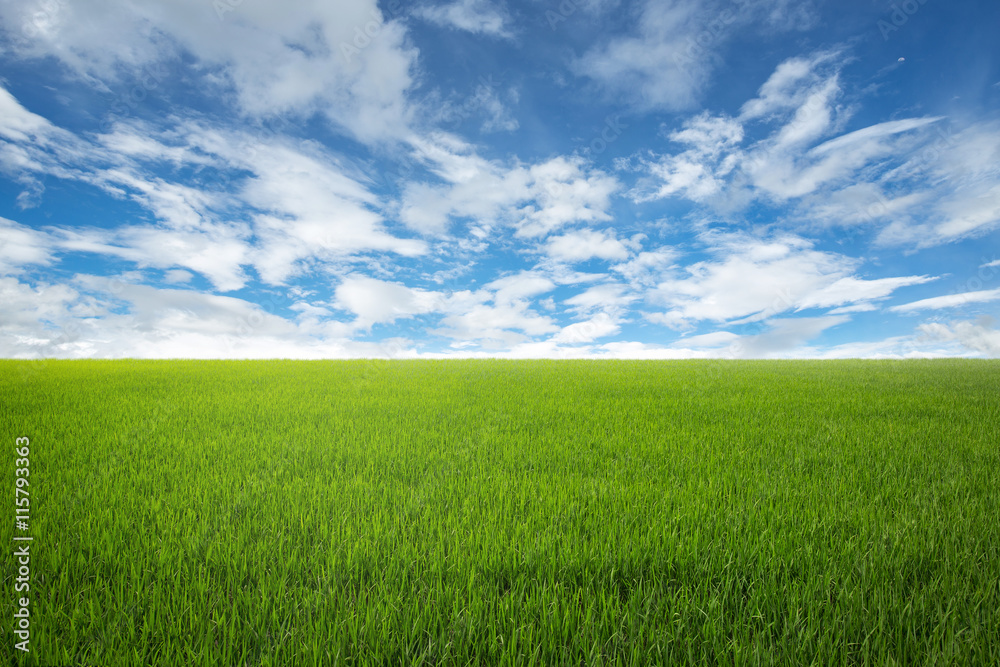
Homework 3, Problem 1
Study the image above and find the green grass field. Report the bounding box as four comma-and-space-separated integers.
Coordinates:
3, 359, 999, 665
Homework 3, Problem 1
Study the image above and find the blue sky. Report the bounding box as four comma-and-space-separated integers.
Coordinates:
1, 0, 999, 359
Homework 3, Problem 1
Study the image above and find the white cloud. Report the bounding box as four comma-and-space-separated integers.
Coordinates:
629, 51, 1000, 252
2, 0, 419, 143
875, 123, 1000, 245
669, 330, 740, 349
827, 303, 879, 315
669, 113, 745, 153
0, 92, 429, 289
917, 318, 1000, 356
4, 268, 987, 360
740, 51, 841, 120
334, 275, 444, 330
435, 300, 558, 347
430, 272, 559, 346
572, 0, 817, 113
611, 248, 676, 286
933, 183, 1000, 239
795, 275, 935, 311
0, 217, 54, 275
415, 0, 513, 38
400, 136, 618, 237
428, 81, 520, 134
747, 117, 942, 201
594, 341, 714, 359
0, 86, 58, 143
1, 274, 295, 358
0, 85, 93, 181
163, 269, 193, 284
0, 273, 436, 359
795, 183, 929, 228
545, 228, 630, 263
729, 316, 848, 358
889, 288, 1000, 313
661, 316, 849, 359
629, 113, 744, 203
486, 271, 555, 305
647, 234, 929, 327
0, 277, 86, 334
237, 140, 427, 283
564, 283, 636, 318
573, 0, 708, 111
552, 312, 620, 343
640, 156, 721, 202
55, 224, 252, 293
518, 158, 618, 237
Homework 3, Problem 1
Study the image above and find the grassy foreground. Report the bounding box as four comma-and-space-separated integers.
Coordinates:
2, 359, 999, 666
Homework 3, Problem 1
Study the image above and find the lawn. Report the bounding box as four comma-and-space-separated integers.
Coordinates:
3, 359, 999, 665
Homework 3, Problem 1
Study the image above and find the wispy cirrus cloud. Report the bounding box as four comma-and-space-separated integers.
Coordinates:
629, 49, 1000, 248
645, 233, 932, 328
414, 0, 514, 39
889, 288, 1000, 313
0, 88, 428, 290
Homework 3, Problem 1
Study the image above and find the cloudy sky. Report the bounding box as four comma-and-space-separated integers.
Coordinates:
1, 0, 999, 359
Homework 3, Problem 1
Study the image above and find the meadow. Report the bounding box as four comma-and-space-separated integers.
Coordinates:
2, 359, 999, 666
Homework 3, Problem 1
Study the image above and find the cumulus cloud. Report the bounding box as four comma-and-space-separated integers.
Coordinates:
917, 318, 1000, 356
611, 248, 677, 287
551, 313, 620, 343
545, 229, 631, 263
400, 135, 618, 237
564, 283, 636, 318
334, 276, 444, 330
435, 300, 558, 348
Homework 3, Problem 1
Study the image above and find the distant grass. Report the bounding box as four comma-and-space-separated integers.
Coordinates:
2, 359, 999, 666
